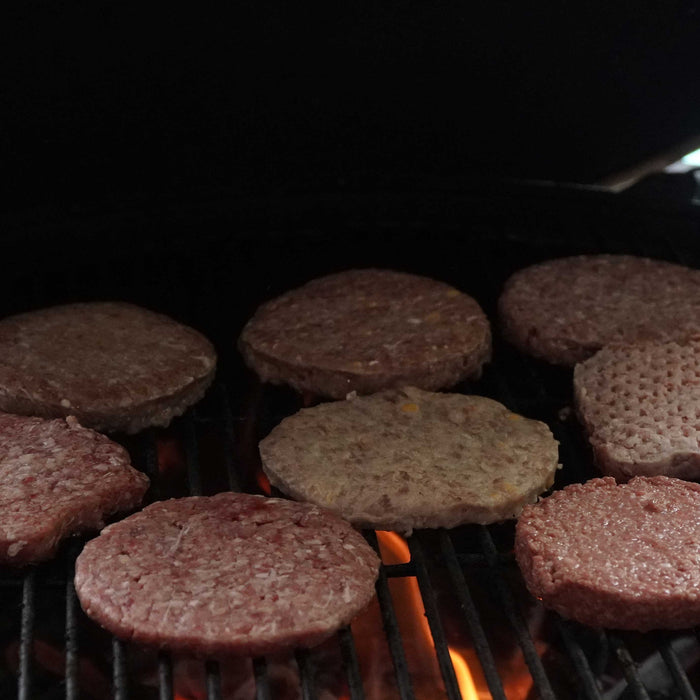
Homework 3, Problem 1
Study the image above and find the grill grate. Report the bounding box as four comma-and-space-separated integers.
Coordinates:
5, 411, 700, 697
9, 373, 697, 700
2, 186, 700, 698
3, 387, 697, 700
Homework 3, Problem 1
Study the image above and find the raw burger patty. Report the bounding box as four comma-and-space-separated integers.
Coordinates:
239, 269, 491, 398
574, 340, 700, 481
260, 387, 559, 534
516, 476, 700, 631
0, 302, 217, 433
0, 412, 148, 565
498, 255, 700, 366
75, 493, 380, 657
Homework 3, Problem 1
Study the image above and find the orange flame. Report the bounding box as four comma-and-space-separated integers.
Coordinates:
376, 531, 479, 700
257, 470, 272, 495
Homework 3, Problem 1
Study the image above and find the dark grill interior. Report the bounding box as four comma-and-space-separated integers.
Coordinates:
2, 183, 700, 699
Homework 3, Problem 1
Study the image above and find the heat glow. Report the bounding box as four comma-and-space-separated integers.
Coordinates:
376, 531, 479, 700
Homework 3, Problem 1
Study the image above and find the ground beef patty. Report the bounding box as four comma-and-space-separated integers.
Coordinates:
0, 302, 217, 433
574, 340, 700, 481
238, 269, 491, 398
516, 476, 700, 631
498, 255, 700, 366
75, 493, 380, 657
0, 412, 149, 565
260, 387, 559, 534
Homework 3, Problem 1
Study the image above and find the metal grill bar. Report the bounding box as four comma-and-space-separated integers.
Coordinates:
158, 652, 174, 700
590, 629, 610, 679
383, 562, 416, 579
478, 527, 557, 700
609, 635, 652, 700
659, 636, 699, 700
338, 625, 366, 700
112, 638, 129, 700
363, 530, 416, 700
64, 549, 80, 700
206, 659, 222, 700
408, 535, 462, 699
439, 530, 508, 700
296, 648, 317, 700
374, 566, 416, 700
454, 551, 511, 568
17, 570, 35, 700
253, 656, 271, 700
555, 620, 603, 700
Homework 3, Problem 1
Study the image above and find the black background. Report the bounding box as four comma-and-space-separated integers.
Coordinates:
5, 1, 700, 221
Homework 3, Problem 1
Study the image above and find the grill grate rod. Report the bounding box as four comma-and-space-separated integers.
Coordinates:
18, 569, 36, 700
295, 648, 317, 700
337, 625, 366, 700
206, 660, 222, 700
64, 545, 81, 700
253, 656, 271, 700
478, 526, 557, 700
609, 635, 652, 700
365, 531, 416, 700
409, 534, 462, 699
658, 636, 699, 700
158, 652, 174, 700
555, 620, 603, 700
112, 638, 129, 700
439, 530, 508, 700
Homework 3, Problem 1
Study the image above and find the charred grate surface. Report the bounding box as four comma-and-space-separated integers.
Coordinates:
1, 188, 700, 698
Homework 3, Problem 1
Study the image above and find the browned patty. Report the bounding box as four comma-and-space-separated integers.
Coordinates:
515, 476, 700, 631
498, 255, 700, 366
239, 269, 491, 398
74, 493, 380, 657
260, 387, 559, 534
0, 412, 149, 565
0, 302, 217, 433
574, 340, 700, 481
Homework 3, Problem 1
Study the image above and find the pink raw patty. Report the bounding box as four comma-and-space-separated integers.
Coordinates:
499, 255, 700, 366
0, 412, 148, 565
574, 340, 700, 481
75, 493, 380, 657
516, 476, 700, 631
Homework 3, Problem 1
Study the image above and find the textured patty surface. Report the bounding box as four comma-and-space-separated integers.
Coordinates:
260, 387, 559, 534
574, 340, 700, 481
0, 412, 149, 565
239, 268, 491, 398
515, 476, 700, 631
498, 255, 700, 366
75, 493, 380, 657
0, 302, 217, 433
